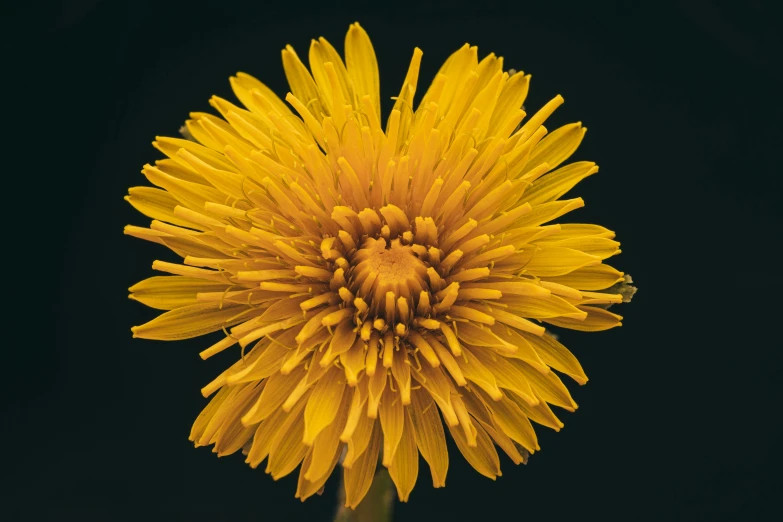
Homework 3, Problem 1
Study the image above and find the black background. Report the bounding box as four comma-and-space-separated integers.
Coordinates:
3, 0, 781, 520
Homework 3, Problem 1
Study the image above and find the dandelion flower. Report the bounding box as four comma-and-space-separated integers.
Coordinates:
127, 23, 629, 507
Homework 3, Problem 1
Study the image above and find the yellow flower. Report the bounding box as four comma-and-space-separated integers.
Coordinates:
126, 22, 628, 507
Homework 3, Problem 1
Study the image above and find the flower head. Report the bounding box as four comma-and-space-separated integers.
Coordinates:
127, 23, 628, 506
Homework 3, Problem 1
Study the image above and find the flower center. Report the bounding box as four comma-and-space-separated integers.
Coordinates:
350, 237, 429, 321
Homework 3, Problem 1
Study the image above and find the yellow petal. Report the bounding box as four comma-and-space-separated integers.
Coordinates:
426, 334, 466, 386
209, 98, 275, 152
515, 94, 562, 144
451, 394, 478, 447
343, 406, 375, 468
128, 276, 228, 310
479, 305, 546, 336
379, 385, 404, 467
123, 224, 168, 246
231, 72, 295, 120
456, 322, 515, 351
242, 365, 306, 425
522, 332, 588, 385
195, 384, 244, 447
488, 71, 530, 137
469, 70, 505, 139
345, 23, 380, 121
508, 392, 564, 431
295, 305, 340, 345
318, 38, 355, 103
448, 304, 497, 324
142, 164, 226, 215
501, 293, 588, 320
214, 382, 263, 456
245, 407, 287, 468
281, 375, 313, 413
395, 47, 424, 107
513, 359, 578, 411
125, 187, 202, 229
389, 55, 421, 146
340, 338, 367, 386
153, 136, 237, 172
162, 234, 230, 260
476, 389, 538, 453
321, 319, 357, 367
468, 347, 539, 406
498, 224, 560, 250
545, 305, 623, 332
456, 346, 503, 400
149, 260, 228, 283
542, 236, 621, 260
514, 197, 584, 228
226, 341, 291, 385
388, 410, 419, 501
185, 116, 222, 151
296, 448, 339, 501
303, 365, 346, 445
520, 161, 599, 206
570, 290, 623, 306
131, 302, 246, 340
343, 420, 382, 508
304, 345, 336, 386
527, 122, 586, 171
461, 392, 529, 463
437, 44, 478, 119
409, 388, 449, 487
390, 349, 412, 405
468, 203, 533, 240
460, 280, 550, 297
282, 45, 327, 120
548, 223, 616, 239
448, 418, 500, 480
286, 93, 326, 148
194, 114, 257, 158
478, 418, 528, 465
412, 364, 458, 426
177, 149, 247, 200
523, 246, 601, 277
542, 263, 625, 291
190, 386, 231, 444
305, 390, 350, 482
341, 384, 368, 442
483, 321, 548, 371
367, 366, 386, 418
309, 38, 353, 115
236, 315, 303, 349
154, 157, 209, 185
266, 403, 310, 480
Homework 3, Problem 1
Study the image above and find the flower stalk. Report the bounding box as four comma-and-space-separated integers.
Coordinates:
334, 468, 394, 522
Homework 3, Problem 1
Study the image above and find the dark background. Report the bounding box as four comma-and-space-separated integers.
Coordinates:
3, 0, 781, 520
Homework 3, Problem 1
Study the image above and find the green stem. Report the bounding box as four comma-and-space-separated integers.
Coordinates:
334, 468, 394, 522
